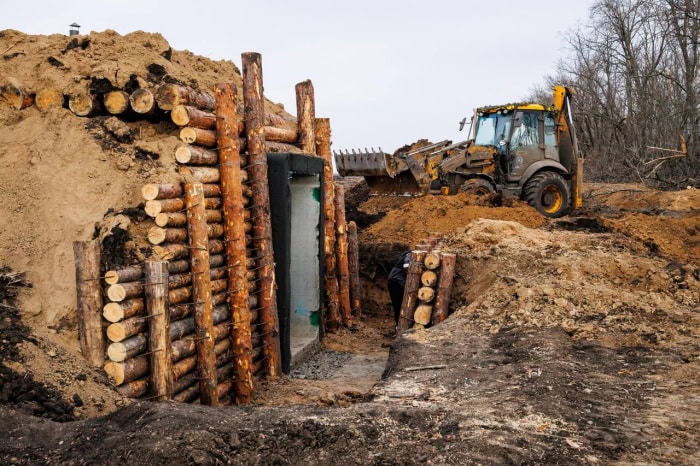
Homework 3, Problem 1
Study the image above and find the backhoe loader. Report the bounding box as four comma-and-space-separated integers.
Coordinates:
334, 85, 583, 218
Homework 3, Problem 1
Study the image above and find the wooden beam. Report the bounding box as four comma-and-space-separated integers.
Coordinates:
397, 251, 427, 332
215, 82, 255, 403
334, 185, 353, 327
185, 183, 218, 405
73, 240, 105, 367
295, 80, 316, 153
347, 220, 361, 318
242, 52, 282, 378
145, 260, 172, 401
431, 253, 456, 326
315, 118, 340, 332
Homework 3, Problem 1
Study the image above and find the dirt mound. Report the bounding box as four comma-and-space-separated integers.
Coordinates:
0, 29, 239, 96
587, 183, 700, 211
0, 30, 298, 413
442, 218, 699, 351
362, 192, 546, 247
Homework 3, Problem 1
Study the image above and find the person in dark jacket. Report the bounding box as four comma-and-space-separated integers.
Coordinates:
387, 251, 411, 325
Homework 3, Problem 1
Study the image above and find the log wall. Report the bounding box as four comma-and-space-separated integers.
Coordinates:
71, 52, 352, 405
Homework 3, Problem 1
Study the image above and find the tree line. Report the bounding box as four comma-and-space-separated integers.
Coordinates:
533, 0, 700, 188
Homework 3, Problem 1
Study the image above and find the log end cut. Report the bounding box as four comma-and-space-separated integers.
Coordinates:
414, 304, 433, 326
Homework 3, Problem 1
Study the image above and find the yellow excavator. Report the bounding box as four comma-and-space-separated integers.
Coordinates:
334, 85, 583, 218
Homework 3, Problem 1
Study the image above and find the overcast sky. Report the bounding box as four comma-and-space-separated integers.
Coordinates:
5, 0, 593, 152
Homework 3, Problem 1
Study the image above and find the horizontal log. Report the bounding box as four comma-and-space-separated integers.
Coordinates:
104, 355, 148, 385
35, 88, 64, 111
155, 208, 223, 227
171, 105, 216, 129
179, 166, 248, 184
155, 84, 215, 111
417, 286, 436, 303
147, 226, 188, 245
102, 299, 144, 323
107, 334, 147, 362
116, 377, 148, 398
424, 252, 441, 270
69, 93, 99, 117
265, 141, 303, 154
175, 145, 217, 165
414, 304, 433, 326
179, 127, 216, 148
172, 335, 230, 381
153, 243, 189, 261
104, 266, 143, 285
421, 270, 438, 287
1, 77, 34, 110
103, 90, 130, 115
129, 88, 157, 115
263, 126, 297, 143
141, 183, 222, 202
106, 282, 143, 302
106, 317, 146, 343
145, 198, 222, 218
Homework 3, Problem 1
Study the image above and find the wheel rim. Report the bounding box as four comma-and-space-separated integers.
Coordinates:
541, 185, 563, 214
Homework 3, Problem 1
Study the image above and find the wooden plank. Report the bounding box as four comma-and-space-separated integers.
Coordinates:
73, 240, 105, 367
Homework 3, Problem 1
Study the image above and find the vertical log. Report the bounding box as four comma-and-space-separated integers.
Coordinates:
397, 250, 427, 332
347, 221, 361, 318
73, 240, 105, 367
314, 118, 341, 332
145, 261, 172, 400
295, 80, 316, 153
242, 52, 282, 378
185, 182, 218, 405
431, 253, 456, 326
334, 185, 353, 327
215, 82, 254, 403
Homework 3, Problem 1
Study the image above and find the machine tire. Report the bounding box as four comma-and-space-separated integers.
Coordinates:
524, 171, 570, 218
461, 178, 495, 196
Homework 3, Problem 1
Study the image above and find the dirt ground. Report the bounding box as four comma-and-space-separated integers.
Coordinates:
2, 180, 698, 464
1, 28, 699, 466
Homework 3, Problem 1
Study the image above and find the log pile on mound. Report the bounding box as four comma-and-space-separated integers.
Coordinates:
1, 30, 360, 407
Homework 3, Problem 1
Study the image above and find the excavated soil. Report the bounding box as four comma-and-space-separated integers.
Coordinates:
1, 29, 699, 465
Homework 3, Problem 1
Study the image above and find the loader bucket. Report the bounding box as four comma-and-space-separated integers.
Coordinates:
333, 149, 400, 177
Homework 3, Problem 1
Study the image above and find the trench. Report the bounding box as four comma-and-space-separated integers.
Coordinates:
254, 178, 401, 406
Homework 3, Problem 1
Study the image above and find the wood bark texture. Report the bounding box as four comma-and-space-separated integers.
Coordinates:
155, 84, 215, 111
295, 80, 316, 153
334, 184, 352, 327
347, 221, 361, 317
397, 251, 427, 332
73, 240, 105, 367
185, 182, 218, 405
242, 52, 282, 377
215, 82, 254, 403
314, 118, 340, 331
431, 253, 456, 326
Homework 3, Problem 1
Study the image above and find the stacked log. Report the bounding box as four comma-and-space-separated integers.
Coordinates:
396, 249, 457, 332
0, 77, 34, 110
35, 88, 64, 111
103, 90, 131, 115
